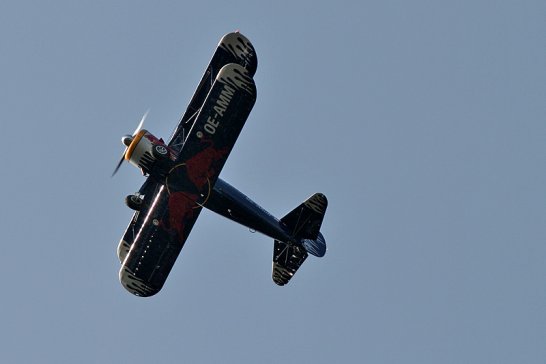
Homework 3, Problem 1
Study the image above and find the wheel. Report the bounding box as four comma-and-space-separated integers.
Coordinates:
125, 194, 143, 211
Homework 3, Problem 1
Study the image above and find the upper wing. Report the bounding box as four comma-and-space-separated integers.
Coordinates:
120, 64, 256, 296
167, 32, 257, 152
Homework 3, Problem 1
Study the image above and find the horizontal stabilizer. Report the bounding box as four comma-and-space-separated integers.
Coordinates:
272, 240, 308, 286
281, 193, 327, 241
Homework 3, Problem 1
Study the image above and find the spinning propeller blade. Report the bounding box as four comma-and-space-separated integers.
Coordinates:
134, 109, 149, 135
111, 109, 149, 177
112, 152, 126, 177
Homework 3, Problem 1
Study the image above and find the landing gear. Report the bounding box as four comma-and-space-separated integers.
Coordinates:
125, 194, 143, 211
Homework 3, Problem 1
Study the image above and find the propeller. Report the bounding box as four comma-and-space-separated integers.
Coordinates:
112, 109, 149, 177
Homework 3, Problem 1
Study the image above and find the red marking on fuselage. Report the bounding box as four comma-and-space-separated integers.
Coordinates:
163, 138, 229, 243
144, 133, 161, 143
185, 142, 229, 189
165, 191, 198, 243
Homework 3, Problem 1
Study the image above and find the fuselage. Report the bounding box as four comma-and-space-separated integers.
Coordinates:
205, 178, 294, 243
122, 129, 294, 246
116, 121, 295, 274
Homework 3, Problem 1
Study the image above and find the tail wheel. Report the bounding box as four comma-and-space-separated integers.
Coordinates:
125, 194, 143, 211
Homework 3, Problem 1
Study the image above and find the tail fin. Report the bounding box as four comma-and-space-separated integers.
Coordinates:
272, 193, 328, 286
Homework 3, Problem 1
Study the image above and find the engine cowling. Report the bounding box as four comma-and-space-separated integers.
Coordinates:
125, 130, 176, 175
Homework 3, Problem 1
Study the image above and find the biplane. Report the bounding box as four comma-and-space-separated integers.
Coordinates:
113, 32, 328, 296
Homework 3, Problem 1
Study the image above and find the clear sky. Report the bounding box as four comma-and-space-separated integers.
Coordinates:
1, 1, 544, 363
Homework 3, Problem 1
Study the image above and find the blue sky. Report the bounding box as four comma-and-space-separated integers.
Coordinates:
1, 1, 544, 363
